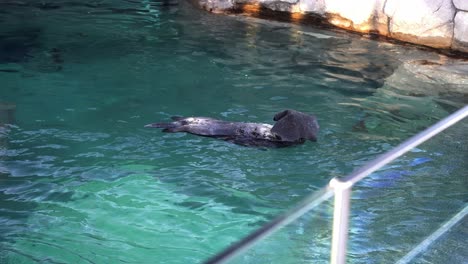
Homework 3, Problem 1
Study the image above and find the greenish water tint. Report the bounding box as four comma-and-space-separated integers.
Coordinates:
0, 0, 467, 263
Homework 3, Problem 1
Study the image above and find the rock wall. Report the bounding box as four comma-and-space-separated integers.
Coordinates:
193, 0, 468, 54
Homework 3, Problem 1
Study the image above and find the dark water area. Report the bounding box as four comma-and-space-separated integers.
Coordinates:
0, 0, 466, 263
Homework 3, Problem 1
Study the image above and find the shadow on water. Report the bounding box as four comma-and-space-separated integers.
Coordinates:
0, 0, 179, 12
0, 0, 179, 74
0, 28, 41, 64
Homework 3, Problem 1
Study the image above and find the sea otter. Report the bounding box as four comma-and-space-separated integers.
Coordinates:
145, 109, 319, 148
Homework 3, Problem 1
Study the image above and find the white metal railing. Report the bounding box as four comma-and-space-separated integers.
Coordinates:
396, 204, 468, 264
204, 105, 468, 264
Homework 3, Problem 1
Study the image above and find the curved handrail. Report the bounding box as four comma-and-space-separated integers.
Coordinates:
204, 105, 468, 264
330, 104, 468, 263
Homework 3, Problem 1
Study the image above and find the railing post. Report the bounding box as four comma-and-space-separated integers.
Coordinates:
329, 178, 353, 264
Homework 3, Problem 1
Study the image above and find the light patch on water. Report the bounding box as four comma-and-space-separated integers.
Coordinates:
4, 172, 270, 263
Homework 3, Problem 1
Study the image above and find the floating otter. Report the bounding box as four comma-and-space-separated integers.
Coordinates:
145, 109, 319, 147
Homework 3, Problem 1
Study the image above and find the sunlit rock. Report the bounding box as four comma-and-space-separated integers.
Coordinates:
192, 0, 468, 54
453, 0, 468, 11
194, 0, 233, 13
384, 0, 455, 48
322, 0, 388, 34
453, 11, 468, 53
261, 0, 296, 13
296, 0, 326, 15
264, 0, 298, 4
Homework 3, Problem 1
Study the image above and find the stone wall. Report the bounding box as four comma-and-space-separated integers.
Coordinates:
193, 0, 468, 54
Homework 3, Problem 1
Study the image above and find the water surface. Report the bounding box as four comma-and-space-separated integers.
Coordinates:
0, 0, 467, 263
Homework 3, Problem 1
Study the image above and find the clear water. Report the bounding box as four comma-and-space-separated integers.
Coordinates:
0, 1, 467, 263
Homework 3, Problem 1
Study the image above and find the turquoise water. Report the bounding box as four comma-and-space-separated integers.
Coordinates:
0, 1, 467, 263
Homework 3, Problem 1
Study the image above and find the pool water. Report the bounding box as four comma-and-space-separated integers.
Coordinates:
0, 0, 467, 263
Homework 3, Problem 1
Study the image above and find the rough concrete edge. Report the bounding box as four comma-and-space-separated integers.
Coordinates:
187, 0, 468, 57
451, 3, 468, 53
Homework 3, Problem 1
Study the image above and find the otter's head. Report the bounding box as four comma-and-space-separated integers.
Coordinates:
271, 109, 319, 142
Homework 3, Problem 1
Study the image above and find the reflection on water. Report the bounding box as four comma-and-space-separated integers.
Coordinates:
0, 101, 15, 156
0, 0, 467, 263
0, 102, 15, 124
350, 119, 467, 264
